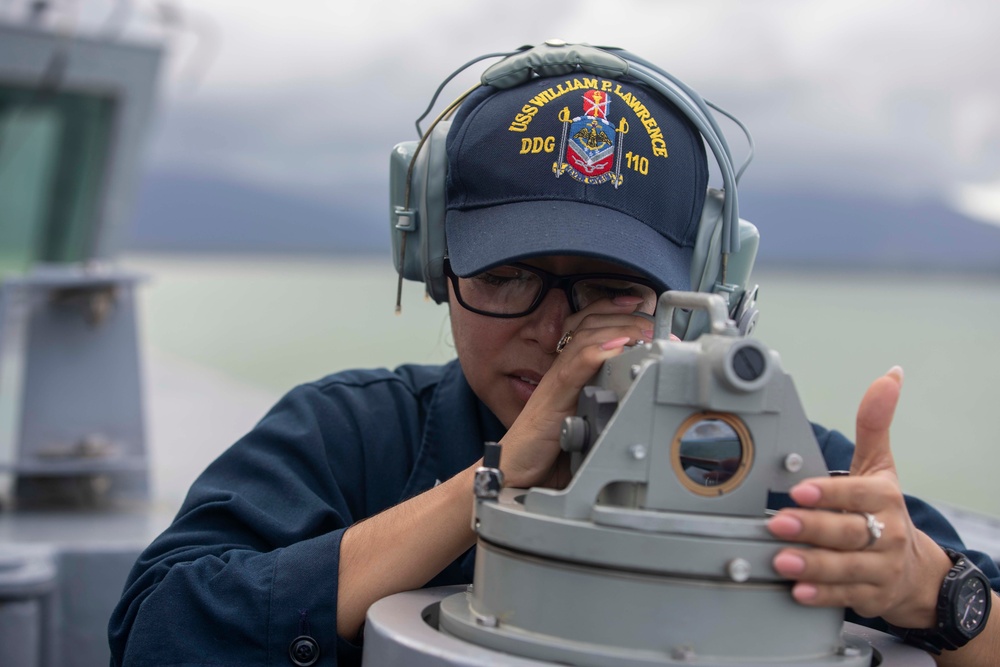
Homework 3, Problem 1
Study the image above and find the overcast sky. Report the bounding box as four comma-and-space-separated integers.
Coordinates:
27, 0, 1000, 225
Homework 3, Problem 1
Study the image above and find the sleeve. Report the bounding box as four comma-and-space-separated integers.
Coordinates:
109, 376, 423, 667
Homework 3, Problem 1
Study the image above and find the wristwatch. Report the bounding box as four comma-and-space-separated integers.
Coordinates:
891, 548, 993, 654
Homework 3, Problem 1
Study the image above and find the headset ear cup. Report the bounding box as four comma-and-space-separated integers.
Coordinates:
726, 220, 759, 314
420, 120, 451, 303
390, 141, 423, 281
675, 188, 759, 340
388, 121, 452, 303
690, 188, 726, 294
673, 188, 724, 339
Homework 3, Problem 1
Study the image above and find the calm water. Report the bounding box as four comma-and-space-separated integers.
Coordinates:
125, 254, 1000, 518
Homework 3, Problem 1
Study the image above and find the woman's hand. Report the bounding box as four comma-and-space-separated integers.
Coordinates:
499, 295, 657, 490
766, 367, 954, 628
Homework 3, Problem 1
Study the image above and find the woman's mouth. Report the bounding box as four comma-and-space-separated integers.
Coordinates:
509, 373, 542, 403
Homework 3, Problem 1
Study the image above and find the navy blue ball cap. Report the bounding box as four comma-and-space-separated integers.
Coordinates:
445, 74, 708, 292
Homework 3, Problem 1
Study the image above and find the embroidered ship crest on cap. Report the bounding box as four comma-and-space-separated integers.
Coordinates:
556, 90, 629, 186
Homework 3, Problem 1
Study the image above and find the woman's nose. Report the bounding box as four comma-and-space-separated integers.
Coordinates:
522, 287, 572, 351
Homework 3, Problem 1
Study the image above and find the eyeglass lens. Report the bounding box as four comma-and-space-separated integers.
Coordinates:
456, 265, 657, 316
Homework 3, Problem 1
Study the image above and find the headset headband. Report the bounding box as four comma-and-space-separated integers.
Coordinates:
390, 41, 760, 340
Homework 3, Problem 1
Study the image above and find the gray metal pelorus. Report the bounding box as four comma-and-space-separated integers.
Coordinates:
362, 292, 932, 666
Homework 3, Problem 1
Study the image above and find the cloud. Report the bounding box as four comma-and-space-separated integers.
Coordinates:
950, 180, 1000, 227
132, 0, 1000, 207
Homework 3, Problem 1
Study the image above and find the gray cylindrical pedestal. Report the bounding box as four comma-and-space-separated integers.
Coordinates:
438, 540, 865, 666
0, 547, 58, 667
364, 586, 936, 667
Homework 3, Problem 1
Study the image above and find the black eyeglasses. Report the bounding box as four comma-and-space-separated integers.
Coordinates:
444, 259, 662, 318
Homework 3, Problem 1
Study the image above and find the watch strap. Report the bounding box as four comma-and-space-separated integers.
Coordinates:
888, 547, 990, 655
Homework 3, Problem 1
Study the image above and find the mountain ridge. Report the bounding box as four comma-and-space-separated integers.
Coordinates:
126, 170, 1000, 273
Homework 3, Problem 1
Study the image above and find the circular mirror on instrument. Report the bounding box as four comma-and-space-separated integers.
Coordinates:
671, 412, 754, 496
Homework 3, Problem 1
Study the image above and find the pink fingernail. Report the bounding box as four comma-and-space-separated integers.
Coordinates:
642, 329, 655, 339
773, 552, 806, 575
600, 336, 631, 351
767, 514, 803, 538
790, 482, 822, 506
793, 583, 818, 602
612, 296, 644, 306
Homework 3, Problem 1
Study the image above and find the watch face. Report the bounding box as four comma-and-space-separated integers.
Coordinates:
955, 576, 988, 635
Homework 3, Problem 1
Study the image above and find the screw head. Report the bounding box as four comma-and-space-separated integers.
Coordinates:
475, 613, 498, 628
726, 558, 751, 582
628, 444, 647, 460
784, 453, 804, 472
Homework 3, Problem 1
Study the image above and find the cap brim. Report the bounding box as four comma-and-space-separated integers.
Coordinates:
445, 200, 692, 292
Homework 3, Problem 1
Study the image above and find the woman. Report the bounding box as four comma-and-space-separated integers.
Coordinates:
110, 45, 999, 666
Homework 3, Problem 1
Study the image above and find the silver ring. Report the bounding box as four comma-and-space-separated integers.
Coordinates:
555, 331, 574, 354
859, 512, 884, 549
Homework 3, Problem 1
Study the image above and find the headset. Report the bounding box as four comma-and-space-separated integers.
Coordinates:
389, 41, 760, 340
